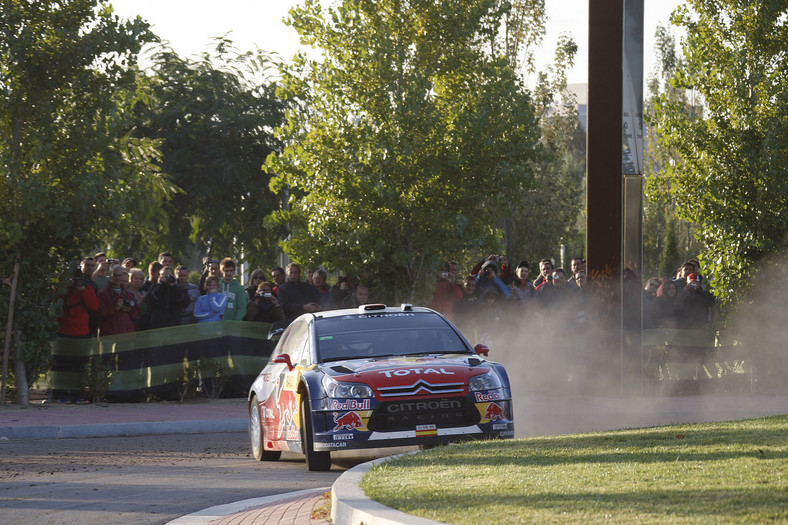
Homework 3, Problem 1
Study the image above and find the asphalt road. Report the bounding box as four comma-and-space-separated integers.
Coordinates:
0, 431, 348, 525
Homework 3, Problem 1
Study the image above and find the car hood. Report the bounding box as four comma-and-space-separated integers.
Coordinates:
320, 354, 490, 392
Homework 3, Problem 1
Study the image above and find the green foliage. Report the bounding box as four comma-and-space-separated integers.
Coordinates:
134, 40, 287, 264
649, 2, 788, 306
268, 0, 543, 301
657, 215, 681, 280
0, 1, 167, 394
82, 355, 114, 403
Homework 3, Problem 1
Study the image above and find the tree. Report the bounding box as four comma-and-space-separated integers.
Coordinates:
0, 1, 169, 402
649, 1, 788, 306
132, 41, 287, 265
643, 23, 701, 282
267, 0, 543, 302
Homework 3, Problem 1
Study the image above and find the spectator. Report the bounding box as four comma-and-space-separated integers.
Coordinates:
652, 279, 681, 328
194, 276, 228, 323
128, 267, 148, 331
246, 269, 267, 301
79, 257, 98, 291
92, 252, 111, 292
429, 263, 462, 321
199, 257, 221, 295
312, 269, 333, 310
122, 257, 137, 271
642, 277, 661, 328
270, 266, 286, 295
679, 273, 715, 328
330, 273, 356, 307
143, 261, 163, 293
158, 251, 174, 268
96, 265, 139, 335
567, 257, 585, 289
537, 268, 572, 307
244, 281, 285, 323
218, 257, 247, 321
305, 268, 315, 286
145, 266, 190, 329
475, 260, 510, 299
476, 286, 505, 351
341, 283, 371, 308
278, 263, 322, 319
176, 265, 200, 324
673, 261, 695, 293
510, 260, 534, 305
533, 258, 554, 292
454, 275, 480, 332
56, 267, 99, 338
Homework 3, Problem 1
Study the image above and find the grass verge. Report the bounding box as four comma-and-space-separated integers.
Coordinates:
361, 415, 788, 524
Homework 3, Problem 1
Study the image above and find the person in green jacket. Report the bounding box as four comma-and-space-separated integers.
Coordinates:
218, 257, 247, 321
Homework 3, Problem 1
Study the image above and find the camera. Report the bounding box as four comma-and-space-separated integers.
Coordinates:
256, 291, 273, 299
108, 258, 119, 265
70, 269, 86, 288
124, 299, 136, 308
440, 272, 448, 279
163, 274, 176, 284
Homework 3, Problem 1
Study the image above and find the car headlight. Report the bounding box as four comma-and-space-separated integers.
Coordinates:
469, 370, 502, 392
322, 375, 373, 398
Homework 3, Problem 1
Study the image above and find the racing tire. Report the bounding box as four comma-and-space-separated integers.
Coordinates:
249, 395, 281, 462
300, 397, 331, 471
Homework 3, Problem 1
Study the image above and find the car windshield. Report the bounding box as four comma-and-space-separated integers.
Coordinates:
315, 312, 471, 362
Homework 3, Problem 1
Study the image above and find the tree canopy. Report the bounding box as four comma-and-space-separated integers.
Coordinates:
649, 1, 788, 305
0, 1, 173, 385
267, 0, 543, 302
133, 42, 287, 264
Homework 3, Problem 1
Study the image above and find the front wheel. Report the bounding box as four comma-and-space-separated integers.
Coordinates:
249, 395, 281, 462
300, 396, 331, 471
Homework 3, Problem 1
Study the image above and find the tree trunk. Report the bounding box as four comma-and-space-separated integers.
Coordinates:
14, 329, 29, 405
1, 254, 22, 405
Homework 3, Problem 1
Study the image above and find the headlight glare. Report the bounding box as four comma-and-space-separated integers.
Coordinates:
469, 370, 502, 392
323, 375, 373, 398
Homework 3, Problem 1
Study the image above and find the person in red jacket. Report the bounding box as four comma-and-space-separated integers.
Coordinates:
96, 265, 140, 335
57, 268, 99, 338
429, 263, 463, 321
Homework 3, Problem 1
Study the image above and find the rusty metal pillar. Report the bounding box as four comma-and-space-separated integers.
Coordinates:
587, 0, 623, 394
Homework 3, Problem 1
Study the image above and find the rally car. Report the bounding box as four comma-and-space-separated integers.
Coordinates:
247, 304, 514, 471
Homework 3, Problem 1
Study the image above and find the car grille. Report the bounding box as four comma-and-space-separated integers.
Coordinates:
367, 396, 480, 432
376, 379, 466, 398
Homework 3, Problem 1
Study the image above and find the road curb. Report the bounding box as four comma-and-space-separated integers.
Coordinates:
0, 418, 247, 440
331, 453, 442, 525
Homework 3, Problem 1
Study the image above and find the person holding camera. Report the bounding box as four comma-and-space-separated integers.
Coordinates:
474, 260, 510, 300
96, 265, 140, 335
194, 276, 228, 323
243, 281, 284, 323
429, 263, 462, 321
145, 266, 190, 329
56, 268, 100, 338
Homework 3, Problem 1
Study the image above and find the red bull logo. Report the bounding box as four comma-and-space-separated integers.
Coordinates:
333, 411, 364, 431
484, 402, 505, 421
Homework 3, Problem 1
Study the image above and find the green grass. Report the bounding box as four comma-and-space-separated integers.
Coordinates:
361, 416, 788, 524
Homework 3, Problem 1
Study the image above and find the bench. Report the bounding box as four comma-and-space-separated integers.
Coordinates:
641, 328, 753, 394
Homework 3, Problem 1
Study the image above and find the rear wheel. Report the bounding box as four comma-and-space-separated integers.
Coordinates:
300, 396, 331, 471
249, 395, 281, 462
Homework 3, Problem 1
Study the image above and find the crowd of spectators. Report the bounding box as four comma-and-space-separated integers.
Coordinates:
54, 250, 717, 340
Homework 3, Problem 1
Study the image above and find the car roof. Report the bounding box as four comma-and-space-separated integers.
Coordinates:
310, 303, 433, 320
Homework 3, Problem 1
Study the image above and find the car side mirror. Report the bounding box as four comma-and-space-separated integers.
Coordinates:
273, 353, 295, 371
474, 344, 489, 356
